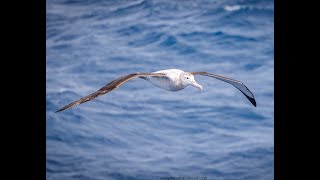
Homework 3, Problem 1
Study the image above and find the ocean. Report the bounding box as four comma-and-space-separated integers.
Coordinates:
46, 0, 274, 179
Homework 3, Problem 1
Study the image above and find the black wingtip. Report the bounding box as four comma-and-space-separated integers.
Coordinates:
251, 98, 257, 107
55, 109, 62, 113
240, 86, 257, 107
242, 93, 257, 107
248, 96, 257, 107
55, 107, 66, 113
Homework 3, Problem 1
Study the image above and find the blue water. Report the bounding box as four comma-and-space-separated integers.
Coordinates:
46, 0, 274, 179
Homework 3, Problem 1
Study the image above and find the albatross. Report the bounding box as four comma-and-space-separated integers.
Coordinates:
56, 69, 256, 112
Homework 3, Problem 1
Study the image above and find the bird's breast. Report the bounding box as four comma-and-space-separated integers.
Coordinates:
145, 76, 185, 91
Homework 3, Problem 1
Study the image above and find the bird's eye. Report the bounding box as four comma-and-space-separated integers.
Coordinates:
186, 77, 189, 79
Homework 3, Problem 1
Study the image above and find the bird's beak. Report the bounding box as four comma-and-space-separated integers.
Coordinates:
191, 81, 203, 91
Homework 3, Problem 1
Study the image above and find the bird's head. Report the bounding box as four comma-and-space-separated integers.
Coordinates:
181, 73, 203, 91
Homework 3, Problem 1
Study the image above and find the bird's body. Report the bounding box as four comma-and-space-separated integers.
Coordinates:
142, 69, 187, 91
56, 69, 256, 112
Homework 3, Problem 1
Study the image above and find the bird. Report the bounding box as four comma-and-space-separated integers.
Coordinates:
56, 69, 256, 112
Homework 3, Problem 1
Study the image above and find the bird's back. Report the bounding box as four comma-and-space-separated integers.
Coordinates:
153, 69, 184, 76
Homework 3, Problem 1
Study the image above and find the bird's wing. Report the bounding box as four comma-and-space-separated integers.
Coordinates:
56, 72, 166, 112
190, 72, 256, 107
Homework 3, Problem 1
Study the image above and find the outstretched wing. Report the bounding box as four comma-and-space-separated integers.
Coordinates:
190, 72, 256, 107
56, 72, 166, 112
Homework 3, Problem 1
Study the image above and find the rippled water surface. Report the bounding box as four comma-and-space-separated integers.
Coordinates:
46, 0, 274, 179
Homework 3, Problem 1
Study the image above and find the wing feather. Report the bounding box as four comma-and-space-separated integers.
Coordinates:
56, 72, 166, 112
191, 72, 256, 107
